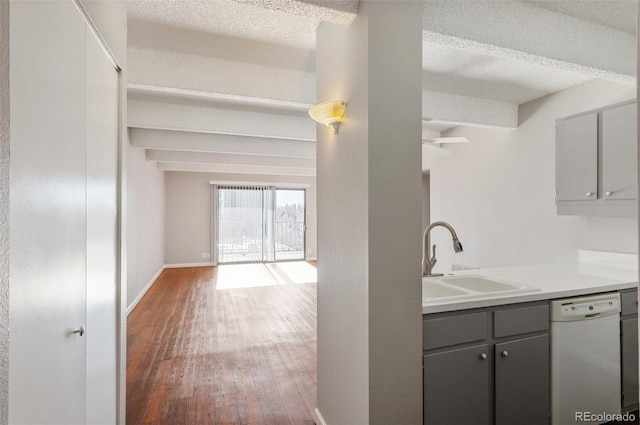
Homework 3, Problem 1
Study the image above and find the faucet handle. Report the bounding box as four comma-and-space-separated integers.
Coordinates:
430, 244, 438, 266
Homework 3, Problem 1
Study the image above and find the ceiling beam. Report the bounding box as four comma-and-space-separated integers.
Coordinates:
129, 84, 312, 114
146, 149, 316, 168
128, 42, 316, 105
422, 90, 518, 129
156, 161, 316, 176
422, 0, 635, 83
129, 97, 316, 141
130, 128, 316, 158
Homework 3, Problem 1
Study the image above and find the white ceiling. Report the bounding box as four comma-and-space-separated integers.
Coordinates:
525, 0, 636, 34
127, 0, 356, 50
421, 43, 593, 105
126, 0, 637, 175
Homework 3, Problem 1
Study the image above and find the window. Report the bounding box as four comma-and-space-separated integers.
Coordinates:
215, 186, 306, 264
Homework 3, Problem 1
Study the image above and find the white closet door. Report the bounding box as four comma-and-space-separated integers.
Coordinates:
9, 1, 87, 424
85, 27, 119, 424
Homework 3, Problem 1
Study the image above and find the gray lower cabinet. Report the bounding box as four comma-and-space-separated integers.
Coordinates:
423, 302, 550, 425
424, 344, 490, 425
494, 335, 550, 425
621, 318, 638, 410
620, 288, 639, 410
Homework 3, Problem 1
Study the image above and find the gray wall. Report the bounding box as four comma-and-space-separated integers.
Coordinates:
126, 144, 165, 310
429, 79, 637, 272
165, 171, 317, 265
316, 1, 423, 423
0, 1, 8, 422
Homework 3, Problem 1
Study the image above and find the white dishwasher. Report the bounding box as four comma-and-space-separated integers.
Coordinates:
551, 293, 621, 425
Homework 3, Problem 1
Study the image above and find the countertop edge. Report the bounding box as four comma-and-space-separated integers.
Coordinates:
422, 280, 637, 314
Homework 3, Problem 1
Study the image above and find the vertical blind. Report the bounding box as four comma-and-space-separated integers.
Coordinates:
214, 186, 305, 264
217, 186, 272, 263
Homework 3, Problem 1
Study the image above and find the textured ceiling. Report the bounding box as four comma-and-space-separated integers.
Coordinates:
525, 0, 636, 34
127, 0, 356, 50
230, 0, 357, 25
422, 42, 592, 105
421, 0, 635, 105
127, 0, 638, 174
128, 0, 320, 49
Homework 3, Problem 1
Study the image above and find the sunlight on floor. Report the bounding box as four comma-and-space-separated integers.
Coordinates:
216, 261, 317, 290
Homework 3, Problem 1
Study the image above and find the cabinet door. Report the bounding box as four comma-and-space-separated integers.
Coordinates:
495, 335, 550, 425
602, 102, 637, 201
556, 113, 598, 201
9, 2, 87, 424
621, 318, 639, 409
424, 344, 490, 425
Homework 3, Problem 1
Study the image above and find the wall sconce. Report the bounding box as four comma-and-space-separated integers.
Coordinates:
308, 100, 346, 135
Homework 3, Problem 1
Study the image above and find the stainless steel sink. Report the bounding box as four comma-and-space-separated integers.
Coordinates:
422, 274, 539, 303
439, 275, 527, 293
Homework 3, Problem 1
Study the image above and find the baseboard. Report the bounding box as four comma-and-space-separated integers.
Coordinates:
126, 265, 165, 316
306, 257, 318, 261
164, 262, 215, 268
312, 408, 327, 425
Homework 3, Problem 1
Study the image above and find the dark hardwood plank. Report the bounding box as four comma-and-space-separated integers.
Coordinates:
127, 264, 317, 425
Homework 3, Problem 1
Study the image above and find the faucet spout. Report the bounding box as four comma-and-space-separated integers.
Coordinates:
422, 221, 463, 276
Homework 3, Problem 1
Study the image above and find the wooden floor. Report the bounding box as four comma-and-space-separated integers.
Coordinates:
127, 265, 317, 425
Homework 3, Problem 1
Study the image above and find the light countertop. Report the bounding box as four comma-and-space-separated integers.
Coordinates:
422, 250, 638, 314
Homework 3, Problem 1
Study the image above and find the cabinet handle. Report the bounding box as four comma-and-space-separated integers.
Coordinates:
585, 192, 594, 197
501, 350, 509, 358
480, 353, 487, 360
72, 326, 85, 337
605, 191, 614, 196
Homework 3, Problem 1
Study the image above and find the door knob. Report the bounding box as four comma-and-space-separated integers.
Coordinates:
72, 326, 85, 337
501, 350, 509, 358
479, 353, 487, 360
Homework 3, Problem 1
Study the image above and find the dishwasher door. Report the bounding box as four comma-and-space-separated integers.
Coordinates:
551, 293, 621, 425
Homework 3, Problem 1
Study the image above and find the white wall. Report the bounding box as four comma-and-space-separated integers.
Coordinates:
0, 1, 9, 421
164, 171, 317, 265
126, 144, 165, 310
80, 0, 127, 67
316, 1, 423, 424
428, 79, 637, 273
316, 21, 369, 424
422, 172, 430, 232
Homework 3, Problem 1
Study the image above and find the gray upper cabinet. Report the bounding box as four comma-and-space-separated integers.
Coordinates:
556, 100, 637, 216
556, 112, 598, 202
602, 102, 637, 201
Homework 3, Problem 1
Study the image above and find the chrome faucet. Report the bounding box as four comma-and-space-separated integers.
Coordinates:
422, 221, 463, 276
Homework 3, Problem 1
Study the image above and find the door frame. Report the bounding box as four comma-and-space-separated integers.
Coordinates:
71, 2, 126, 423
